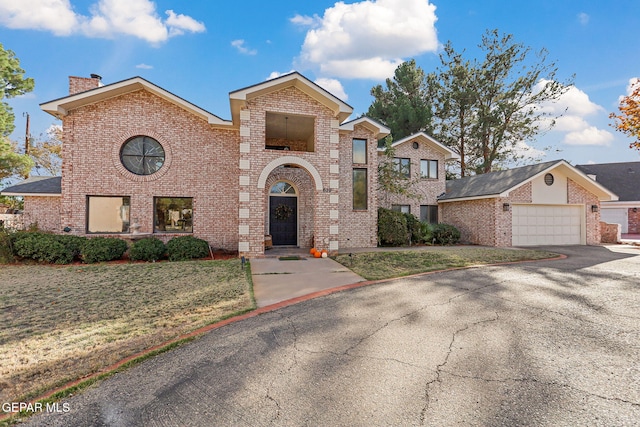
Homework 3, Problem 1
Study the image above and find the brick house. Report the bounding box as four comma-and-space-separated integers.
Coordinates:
576, 162, 640, 234
377, 132, 459, 224
1, 73, 618, 252
439, 160, 618, 246
2, 72, 393, 256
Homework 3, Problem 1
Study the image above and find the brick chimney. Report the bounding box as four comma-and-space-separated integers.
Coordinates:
69, 74, 103, 95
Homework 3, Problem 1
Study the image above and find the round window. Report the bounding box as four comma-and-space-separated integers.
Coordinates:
120, 136, 165, 175
412, 141, 419, 149
544, 173, 554, 186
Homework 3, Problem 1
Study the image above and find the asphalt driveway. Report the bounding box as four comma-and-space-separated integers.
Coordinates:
22, 245, 640, 426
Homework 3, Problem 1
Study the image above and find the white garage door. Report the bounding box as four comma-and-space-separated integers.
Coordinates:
512, 205, 583, 246
600, 208, 628, 233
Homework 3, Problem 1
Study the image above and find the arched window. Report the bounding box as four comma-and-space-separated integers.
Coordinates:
270, 182, 296, 195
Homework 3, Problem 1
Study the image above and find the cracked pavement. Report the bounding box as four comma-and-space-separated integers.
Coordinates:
23, 245, 640, 426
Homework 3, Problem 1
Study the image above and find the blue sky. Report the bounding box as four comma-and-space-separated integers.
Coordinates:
1, 0, 639, 168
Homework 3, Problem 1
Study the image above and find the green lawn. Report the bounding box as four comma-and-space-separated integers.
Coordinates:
333, 247, 559, 281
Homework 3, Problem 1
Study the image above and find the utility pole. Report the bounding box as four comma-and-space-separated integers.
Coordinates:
23, 112, 30, 178
24, 112, 30, 155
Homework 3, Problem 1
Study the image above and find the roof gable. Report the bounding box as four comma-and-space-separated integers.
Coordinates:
378, 132, 460, 160
229, 72, 353, 125
40, 77, 233, 128
576, 162, 640, 202
339, 117, 390, 140
440, 160, 618, 202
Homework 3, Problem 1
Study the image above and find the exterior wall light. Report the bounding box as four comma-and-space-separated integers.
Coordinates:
503, 203, 510, 212
591, 205, 599, 213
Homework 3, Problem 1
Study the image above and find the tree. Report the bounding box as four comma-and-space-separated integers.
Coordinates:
367, 60, 433, 141
610, 79, 640, 150
0, 43, 35, 181
1, 42, 35, 137
429, 30, 572, 175
427, 45, 479, 177
0, 139, 33, 181
29, 124, 63, 176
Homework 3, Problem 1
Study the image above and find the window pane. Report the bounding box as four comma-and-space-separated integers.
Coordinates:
394, 158, 410, 178
420, 205, 438, 224
155, 197, 193, 233
429, 160, 438, 179
392, 205, 410, 214
353, 139, 367, 164
352, 169, 368, 210
120, 136, 165, 175
421, 159, 438, 179
87, 196, 130, 233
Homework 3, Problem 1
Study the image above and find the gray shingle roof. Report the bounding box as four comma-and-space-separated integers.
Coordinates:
439, 160, 563, 201
0, 176, 62, 195
575, 162, 640, 202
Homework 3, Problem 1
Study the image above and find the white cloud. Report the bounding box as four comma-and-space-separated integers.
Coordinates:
314, 78, 348, 100
165, 10, 205, 36
136, 63, 153, 69
534, 80, 613, 146
231, 39, 257, 55
267, 70, 296, 80
0, 0, 205, 43
563, 126, 614, 146
577, 12, 589, 25
294, 0, 438, 80
0, 0, 79, 35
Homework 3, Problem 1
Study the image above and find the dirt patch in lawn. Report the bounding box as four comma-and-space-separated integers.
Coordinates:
0, 259, 253, 403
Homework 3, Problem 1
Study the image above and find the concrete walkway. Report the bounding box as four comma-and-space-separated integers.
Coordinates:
251, 249, 365, 307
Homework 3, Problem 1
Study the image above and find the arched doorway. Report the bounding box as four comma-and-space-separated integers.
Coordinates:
269, 181, 298, 245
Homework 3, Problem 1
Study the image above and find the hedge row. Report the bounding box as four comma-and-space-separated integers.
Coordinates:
0, 231, 211, 264
377, 208, 460, 246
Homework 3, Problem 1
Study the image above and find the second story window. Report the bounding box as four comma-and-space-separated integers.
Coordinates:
421, 159, 438, 179
352, 138, 367, 164
393, 158, 410, 178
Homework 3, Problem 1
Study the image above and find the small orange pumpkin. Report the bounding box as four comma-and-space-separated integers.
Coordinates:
313, 251, 322, 258
310, 248, 317, 255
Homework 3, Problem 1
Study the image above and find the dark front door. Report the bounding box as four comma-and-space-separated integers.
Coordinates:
269, 196, 297, 246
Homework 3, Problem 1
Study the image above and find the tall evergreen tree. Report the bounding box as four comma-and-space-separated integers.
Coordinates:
367, 60, 433, 141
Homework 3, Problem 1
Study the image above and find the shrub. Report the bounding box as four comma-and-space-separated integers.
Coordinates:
166, 235, 210, 261
82, 237, 128, 263
0, 230, 14, 263
377, 208, 408, 246
13, 232, 74, 264
432, 223, 461, 245
129, 237, 166, 262
404, 212, 422, 244
57, 234, 88, 259
420, 221, 434, 244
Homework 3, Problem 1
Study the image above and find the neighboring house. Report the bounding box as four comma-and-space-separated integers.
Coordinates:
1, 72, 390, 257
0, 176, 61, 230
438, 160, 618, 246
576, 162, 640, 234
377, 132, 459, 224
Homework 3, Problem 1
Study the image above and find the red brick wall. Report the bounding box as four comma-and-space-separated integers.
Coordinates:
377, 140, 448, 219
60, 89, 240, 251
339, 125, 378, 249
238, 86, 341, 256
600, 221, 620, 243
69, 76, 101, 95
23, 197, 61, 232
568, 178, 600, 245
628, 208, 640, 233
